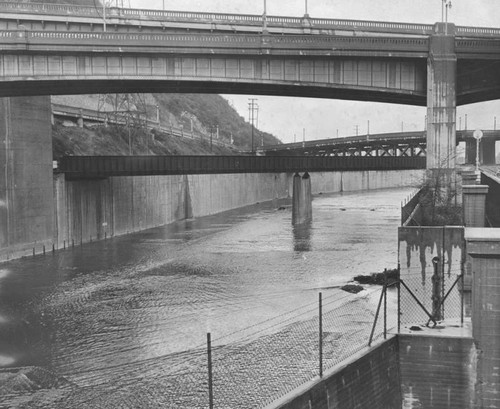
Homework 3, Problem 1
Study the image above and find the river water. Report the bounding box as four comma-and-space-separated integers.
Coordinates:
0, 187, 411, 408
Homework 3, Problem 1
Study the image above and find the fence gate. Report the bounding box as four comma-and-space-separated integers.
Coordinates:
398, 226, 465, 328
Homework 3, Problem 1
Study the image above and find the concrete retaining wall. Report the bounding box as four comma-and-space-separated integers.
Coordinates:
399, 334, 476, 408
310, 169, 424, 194
53, 172, 292, 249
53, 169, 422, 251
271, 337, 401, 409
0, 97, 54, 260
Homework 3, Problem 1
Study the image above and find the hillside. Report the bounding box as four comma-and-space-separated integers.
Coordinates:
52, 93, 281, 157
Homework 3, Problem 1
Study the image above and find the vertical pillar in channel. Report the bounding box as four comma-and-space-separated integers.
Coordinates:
292, 172, 312, 225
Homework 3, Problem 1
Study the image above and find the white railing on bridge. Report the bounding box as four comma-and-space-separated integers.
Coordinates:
1, 2, 500, 38
0, 1, 435, 36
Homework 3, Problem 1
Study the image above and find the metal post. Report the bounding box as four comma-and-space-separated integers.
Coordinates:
319, 292, 323, 377
431, 257, 442, 321
207, 333, 214, 409
383, 276, 387, 339
103, 1, 107, 32
397, 265, 401, 333
263, 0, 267, 33
368, 287, 385, 346
461, 272, 464, 326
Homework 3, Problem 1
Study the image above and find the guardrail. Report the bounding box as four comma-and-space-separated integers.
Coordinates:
57, 155, 426, 179
52, 104, 233, 149
1, 2, 499, 39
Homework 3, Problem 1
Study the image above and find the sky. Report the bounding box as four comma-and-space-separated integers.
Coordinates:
124, 0, 500, 143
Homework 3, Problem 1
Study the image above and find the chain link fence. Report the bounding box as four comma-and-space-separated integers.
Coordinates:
0, 286, 393, 409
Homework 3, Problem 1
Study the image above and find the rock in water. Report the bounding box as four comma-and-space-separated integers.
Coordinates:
341, 284, 364, 294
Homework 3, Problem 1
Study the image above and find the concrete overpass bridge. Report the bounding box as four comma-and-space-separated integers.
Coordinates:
1, 2, 500, 170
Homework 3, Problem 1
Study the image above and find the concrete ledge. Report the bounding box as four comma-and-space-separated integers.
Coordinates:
465, 227, 500, 256
462, 185, 489, 194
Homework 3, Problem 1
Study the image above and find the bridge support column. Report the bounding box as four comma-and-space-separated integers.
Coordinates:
292, 172, 312, 225
426, 23, 457, 170
0, 96, 54, 260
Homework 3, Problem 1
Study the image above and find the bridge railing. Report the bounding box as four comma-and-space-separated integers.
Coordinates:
0, 1, 435, 36
2, 2, 500, 38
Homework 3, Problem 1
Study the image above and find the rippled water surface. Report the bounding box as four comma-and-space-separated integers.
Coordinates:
0, 187, 411, 407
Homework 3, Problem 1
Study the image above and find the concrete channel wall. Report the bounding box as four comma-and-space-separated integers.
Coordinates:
52, 169, 423, 251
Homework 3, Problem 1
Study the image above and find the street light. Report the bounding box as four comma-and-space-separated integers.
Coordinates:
263, 0, 267, 33
473, 129, 483, 183
443, 1, 452, 34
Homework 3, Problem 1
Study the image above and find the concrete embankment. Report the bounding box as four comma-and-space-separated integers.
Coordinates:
2, 167, 424, 261
52, 169, 423, 253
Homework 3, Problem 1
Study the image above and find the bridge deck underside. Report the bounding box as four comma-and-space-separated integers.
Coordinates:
0, 37, 427, 103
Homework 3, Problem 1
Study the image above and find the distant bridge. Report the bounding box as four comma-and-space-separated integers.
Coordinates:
258, 130, 500, 165
57, 155, 425, 180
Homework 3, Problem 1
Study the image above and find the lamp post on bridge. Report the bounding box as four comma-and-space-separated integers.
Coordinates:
263, 0, 268, 33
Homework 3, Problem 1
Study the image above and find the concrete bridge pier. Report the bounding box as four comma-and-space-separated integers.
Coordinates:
426, 23, 457, 170
292, 172, 312, 225
0, 96, 54, 260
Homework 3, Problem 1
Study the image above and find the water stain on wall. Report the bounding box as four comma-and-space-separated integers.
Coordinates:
399, 227, 464, 283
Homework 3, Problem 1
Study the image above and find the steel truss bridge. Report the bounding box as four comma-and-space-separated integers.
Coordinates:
258, 130, 500, 158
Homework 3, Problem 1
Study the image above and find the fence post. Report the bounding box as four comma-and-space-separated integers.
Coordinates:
397, 264, 401, 333
431, 256, 442, 321
368, 287, 385, 347
319, 292, 323, 378
461, 272, 464, 326
207, 333, 214, 409
383, 275, 387, 339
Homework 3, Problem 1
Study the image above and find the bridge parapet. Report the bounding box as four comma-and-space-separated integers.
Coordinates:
0, 29, 430, 56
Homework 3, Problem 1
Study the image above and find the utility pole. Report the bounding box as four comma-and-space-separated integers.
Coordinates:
354, 125, 359, 136
248, 98, 258, 153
